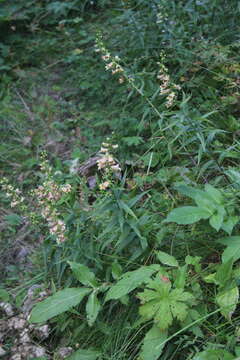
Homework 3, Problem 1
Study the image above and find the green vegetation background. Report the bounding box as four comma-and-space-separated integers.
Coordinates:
1, 0, 240, 359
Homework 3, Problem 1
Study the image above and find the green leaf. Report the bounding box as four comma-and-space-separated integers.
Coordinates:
66, 349, 101, 360
0, 288, 10, 302
68, 262, 98, 287
221, 216, 239, 235
215, 258, 233, 287
209, 206, 225, 231
204, 184, 223, 205
174, 185, 204, 200
111, 261, 122, 280
118, 200, 137, 220
139, 325, 167, 360
225, 169, 240, 189
194, 195, 216, 213
203, 273, 217, 284
29, 288, 91, 323
156, 251, 179, 267
138, 277, 195, 330
174, 265, 187, 289
122, 136, 144, 146
217, 236, 240, 263
193, 349, 235, 360
185, 255, 201, 273
5, 214, 22, 226
216, 286, 239, 320
165, 206, 211, 225
105, 266, 157, 302
86, 292, 101, 327
143, 152, 160, 168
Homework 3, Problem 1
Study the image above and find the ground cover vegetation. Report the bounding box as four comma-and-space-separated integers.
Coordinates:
1, 0, 240, 358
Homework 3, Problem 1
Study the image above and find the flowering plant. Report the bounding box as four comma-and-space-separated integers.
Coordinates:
1, 154, 72, 244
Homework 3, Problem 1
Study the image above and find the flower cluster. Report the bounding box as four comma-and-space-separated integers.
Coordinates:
97, 141, 121, 190
156, 2, 168, 25
1, 178, 25, 210
157, 62, 181, 108
95, 37, 125, 84
35, 181, 71, 203
1, 152, 72, 244
34, 180, 71, 244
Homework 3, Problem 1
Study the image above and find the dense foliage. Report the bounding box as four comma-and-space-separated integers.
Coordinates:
1, 0, 240, 359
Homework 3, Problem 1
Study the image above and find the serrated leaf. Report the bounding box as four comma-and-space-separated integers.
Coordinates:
86, 292, 101, 327
170, 300, 188, 322
156, 251, 179, 267
66, 348, 101, 360
105, 266, 157, 302
138, 277, 194, 330
216, 286, 239, 320
68, 262, 98, 287
29, 288, 91, 323
165, 206, 211, 225
139, 325, 167, 360
122, 136, 144, 146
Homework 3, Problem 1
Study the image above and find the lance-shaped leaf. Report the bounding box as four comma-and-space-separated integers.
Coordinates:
68, 261, 98, 287
156, 251, 179, 267
29, 288, 91, 323
140, 325, 168, 360
105, 266, 158, 302
86, 292, 101, 327
165, 206, 211, 225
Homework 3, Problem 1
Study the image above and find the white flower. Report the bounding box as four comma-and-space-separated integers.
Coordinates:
100, 147, 108, 153
111, 164, 121, 172
105, 62, 114, 70
62, 184, 72, 193
99, 181, 110, 190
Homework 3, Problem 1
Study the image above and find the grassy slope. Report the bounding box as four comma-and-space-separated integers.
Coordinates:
1, 1, 240, 359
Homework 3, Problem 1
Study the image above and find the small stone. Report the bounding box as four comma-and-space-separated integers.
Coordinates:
10, 354, 21, 360
19, 329, 31, 343
32, 346, 47, 357
34, 324, 50, 339
9, 317, 27, 330
0, 302, 14, 316
57, 347, 73, 358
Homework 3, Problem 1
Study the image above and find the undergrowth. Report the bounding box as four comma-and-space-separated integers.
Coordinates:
1, 0, 240, 359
